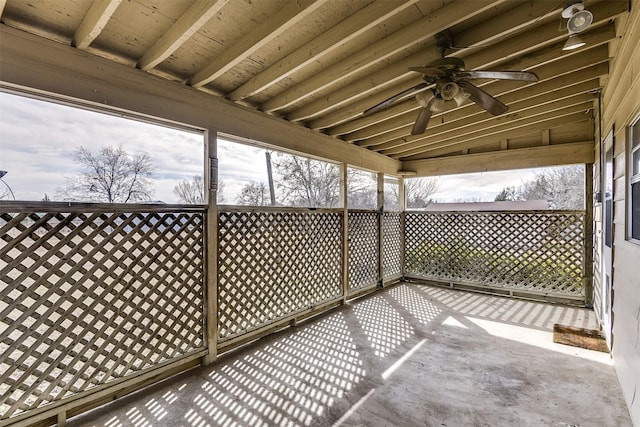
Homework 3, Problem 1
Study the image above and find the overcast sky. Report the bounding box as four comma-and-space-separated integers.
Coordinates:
0, 91, 541, 204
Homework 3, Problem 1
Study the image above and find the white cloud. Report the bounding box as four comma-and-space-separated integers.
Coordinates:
429, 169, 539, 202
0, 92, 203, 202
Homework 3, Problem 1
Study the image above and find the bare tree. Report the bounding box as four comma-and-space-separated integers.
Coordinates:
237, 182, 270, 206
174, 175, 204, 204
58, 145, 154, 203
404, 177, 439, 209
494, 165, 584, 209
273, 154, 340, 207
494, 186, 518, 201
217, 180, 226, 204
348, 169, 377, 209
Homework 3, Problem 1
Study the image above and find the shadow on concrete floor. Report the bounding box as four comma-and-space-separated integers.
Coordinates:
69, 283, 632, 427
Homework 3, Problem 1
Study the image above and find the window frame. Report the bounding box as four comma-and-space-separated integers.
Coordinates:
627, 111, 640, 244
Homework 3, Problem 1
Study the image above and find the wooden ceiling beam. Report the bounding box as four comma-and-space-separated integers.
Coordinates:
383, 94, 594, 158
72, 0, 123, 50
227, 0, 419, 101
261, 0, 504, 113
354, 46, 609, 148
306, 16, 615, 131
189, 0, 325, 88
137, 0, 230, 71
401, 141, 595, 177
396, 105, 593, 161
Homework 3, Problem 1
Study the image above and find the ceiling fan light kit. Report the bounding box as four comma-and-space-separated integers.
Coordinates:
415, 90, 435, 108
429, 97, 446, 113
439, 82, 460, 101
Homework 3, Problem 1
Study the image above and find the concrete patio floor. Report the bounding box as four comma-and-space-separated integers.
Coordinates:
69, 283, 632, 427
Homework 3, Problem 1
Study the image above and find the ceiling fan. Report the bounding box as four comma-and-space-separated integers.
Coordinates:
363, 34, 539, 135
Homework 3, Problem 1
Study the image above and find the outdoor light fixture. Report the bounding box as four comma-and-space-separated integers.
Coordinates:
563, 34, 587, 50
562, 1, 593, 33
561, 1, 593, 51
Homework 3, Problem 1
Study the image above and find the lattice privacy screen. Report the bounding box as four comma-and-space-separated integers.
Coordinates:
348, 211, 379, 292
0, 210, 205, 421
404, 211, 585, 296
217, 209, 342, 340
383, 212, 403, 281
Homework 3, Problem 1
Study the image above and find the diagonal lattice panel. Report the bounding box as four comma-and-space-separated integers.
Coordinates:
0, 209, 205, 421
382, 212, 403, 281
348, 211, 379, 292
217, 209, 342, 340
404, 211, 585, 297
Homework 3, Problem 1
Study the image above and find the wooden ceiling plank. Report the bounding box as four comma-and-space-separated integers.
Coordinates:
72, 0, 123, 50
304, 10, 615, 129
452, 2, 560, 49
384, 95, 594, 157
189, 0, 326, 88
227, 0, 419, 101
355, 50, 609, 149
301, 52, 429, 126
137, 0, 231, 71
395, 106, 592, 160
261, 0, 505, 113
401, 142, 595, 177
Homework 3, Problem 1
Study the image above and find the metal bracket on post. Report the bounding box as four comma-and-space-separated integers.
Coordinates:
209, 158, 218, 192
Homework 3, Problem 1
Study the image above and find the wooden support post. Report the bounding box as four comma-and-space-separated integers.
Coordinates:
542, 129, 551, 145
341, 163, 349, 302
378, 172, 384, 287
57, 411, 66, 427
584, 163, 594, 307
399, 176, 406, 278
203, 128, 219, 365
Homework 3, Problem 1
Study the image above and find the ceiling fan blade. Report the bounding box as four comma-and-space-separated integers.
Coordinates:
408, 66, 446, 77
411, 108, 432, 135
363, 83, 429, 116
455, 70, 539, 82
458, 80, 508, 116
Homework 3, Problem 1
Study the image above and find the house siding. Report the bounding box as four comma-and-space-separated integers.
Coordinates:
601, 2, 640, 424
